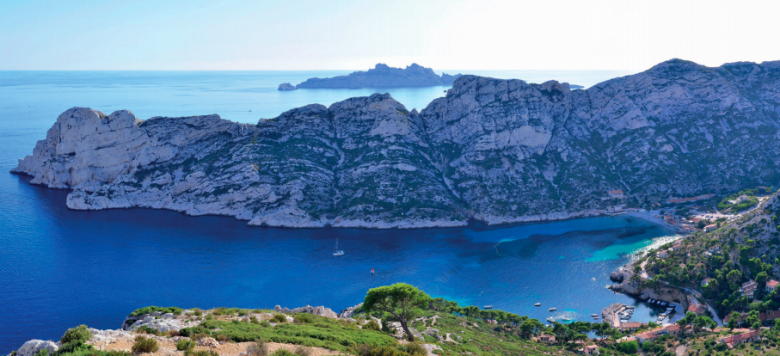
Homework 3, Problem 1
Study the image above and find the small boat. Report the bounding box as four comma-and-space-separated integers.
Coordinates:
626, 305, 635, 309
333, 238, 344, 256
546, 317, 555, 323
484, 305, 493, 310
562, 318, 571, 322
591, 314, 598, 317
534, 303, 542, 306
593, 316, 600, 320
549, 308, 557, 311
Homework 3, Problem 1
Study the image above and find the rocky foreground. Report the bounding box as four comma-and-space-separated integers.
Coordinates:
13, 59, 780, 228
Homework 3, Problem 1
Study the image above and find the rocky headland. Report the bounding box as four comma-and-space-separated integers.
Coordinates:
13, 59, 780, 228
284, 63, 461, 90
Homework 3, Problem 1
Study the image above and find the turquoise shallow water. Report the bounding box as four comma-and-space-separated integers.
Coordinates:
0, 69, 669, 351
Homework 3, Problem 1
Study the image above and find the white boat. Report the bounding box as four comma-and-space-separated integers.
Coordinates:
333, 238, 344, 256
591, 314, 598, 317
484, 305, 493, 309
547, 317, 555, 323
562, 318, 571, 321
535, 303, 542, 306
549, 308, 557, 311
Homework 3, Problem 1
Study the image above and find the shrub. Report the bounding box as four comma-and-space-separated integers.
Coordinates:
33, 350, 48, 356
365, 345, 408, 356
185, 351, 219, 356
216, 334, 230, 342
130, 306, 183, 316
400, 343, 426, 356
250, 316, 260, 324
246, 341, 269, 356
294, 314, 313, 324
260, 320, 272, 328
61, 325, 93, 344
176, 339, 196, 351
363, 320, 380, 331
293, 346, 311, 356
179, 326, 211, 337
272, 314, 287, 323
132, 336, 159, 353
136, 326, 160, 335
270, 351, 295, 356
205, 314, 214, 321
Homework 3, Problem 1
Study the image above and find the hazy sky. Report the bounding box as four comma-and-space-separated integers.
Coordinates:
1, 0, 779, 70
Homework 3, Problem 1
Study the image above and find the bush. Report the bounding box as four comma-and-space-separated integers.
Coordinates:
250, 316, 260, 324
136, 326, 160, 335
216, 334, 230, 342
132, 336, 159, 353
294, 314, 313, 324
61, 325, 93, 344
293, 346, 311, 356
260, 320, 272, 328
272, 314, 287, 323
364, 320, 380, 331
270, 351, 295, 356
33, 350, 48, 356
185, 351, 219, 356
365, 345, 408, 356
247, 341, 269, 356
400, 343, 426, 356
180, 326, 211, 337
176, 339, 196, 351
617, 340, 638, 354
130, 306, 183, 316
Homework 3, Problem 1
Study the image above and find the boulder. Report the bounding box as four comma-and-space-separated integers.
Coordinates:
197, 337, 220, 348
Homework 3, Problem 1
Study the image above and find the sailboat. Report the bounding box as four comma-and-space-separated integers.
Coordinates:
333, 238, 344, 256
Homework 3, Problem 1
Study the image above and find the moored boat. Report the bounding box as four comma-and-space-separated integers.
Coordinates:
549, 308, 557, 311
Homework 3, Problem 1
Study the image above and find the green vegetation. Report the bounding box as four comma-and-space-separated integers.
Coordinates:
131, 336, 159, 353
363, 283, 431, 341
176, 339, 196, 351
129, 306, 183, 316
50, 341, 131, 356
717, 187, 772, 213
60, 325, 92, 344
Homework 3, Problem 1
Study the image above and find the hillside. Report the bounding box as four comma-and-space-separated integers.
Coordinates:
628, 189, 780, 317
12, 59, 780, 228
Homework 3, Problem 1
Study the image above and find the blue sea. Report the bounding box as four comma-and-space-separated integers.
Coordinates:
0, 69, 684, 351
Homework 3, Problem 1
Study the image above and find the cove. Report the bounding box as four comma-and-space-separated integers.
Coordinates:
1, 173, 678, 351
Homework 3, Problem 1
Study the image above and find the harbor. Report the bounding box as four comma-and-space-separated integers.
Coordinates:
602, 299, 680, 328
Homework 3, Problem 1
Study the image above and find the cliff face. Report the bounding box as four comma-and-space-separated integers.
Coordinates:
295, 63, 461, 89
13, 59, 780, 228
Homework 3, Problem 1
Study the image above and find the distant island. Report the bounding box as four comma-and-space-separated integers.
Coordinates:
278, 63, 462, 90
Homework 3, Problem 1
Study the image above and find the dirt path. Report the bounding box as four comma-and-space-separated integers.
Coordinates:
675, 344, 687, 356
93, 337, 342, 356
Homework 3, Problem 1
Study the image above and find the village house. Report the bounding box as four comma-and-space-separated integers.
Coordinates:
635, 324, 681, 344
672, 242, 682, 251
719, 330, 759, 348
704, 224, 717, 232
583, 345, 599, 355
701, 277, 712, 287
620, 322, 647, 332
742, 280, 759, 298
608, 189, 625, 199
767, 279, 780, 292
658, 250, 668, 258
540, 334, 556, 343
687, 295, 705, 315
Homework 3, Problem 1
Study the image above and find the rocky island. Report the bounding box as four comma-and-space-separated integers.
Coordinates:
277, 63, 462, 90
13, 59, 780, 228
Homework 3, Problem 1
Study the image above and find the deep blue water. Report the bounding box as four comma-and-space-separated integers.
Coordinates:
0, 69, 668, 351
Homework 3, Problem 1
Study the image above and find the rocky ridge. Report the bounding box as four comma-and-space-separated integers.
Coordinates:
13, 59, 780, 228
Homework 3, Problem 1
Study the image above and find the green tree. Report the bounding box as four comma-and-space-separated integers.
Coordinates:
757, 271, 769, 290
617, 340, 638, 354
727, 270, 742, 289
727, 311, 742, 330
363, 283, 431, 341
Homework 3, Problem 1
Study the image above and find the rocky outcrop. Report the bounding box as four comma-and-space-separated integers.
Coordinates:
14, 59, 780, 228
278, 83, 297, 91
294, 63, 461, 89
338, 303, 363, 319
15, 340, 59, 356
274, 305, 338, 318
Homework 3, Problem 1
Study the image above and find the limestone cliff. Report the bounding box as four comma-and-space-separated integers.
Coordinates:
13, 59, 780, 228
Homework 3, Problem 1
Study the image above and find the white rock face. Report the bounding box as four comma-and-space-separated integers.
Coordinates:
13, 59, 780, 227
15, 340, 58, 356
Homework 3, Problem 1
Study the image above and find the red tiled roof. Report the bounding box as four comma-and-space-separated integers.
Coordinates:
721, 330, 759, 345
609, 190, 624, 195
768, 280, 780, 288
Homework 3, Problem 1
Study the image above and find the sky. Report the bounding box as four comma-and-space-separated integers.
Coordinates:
1, 0, 779, 71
